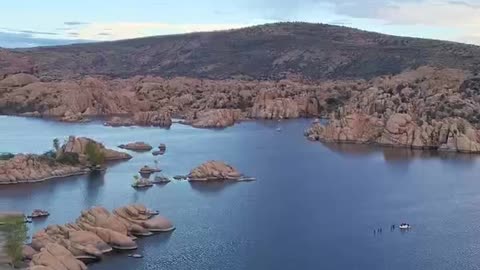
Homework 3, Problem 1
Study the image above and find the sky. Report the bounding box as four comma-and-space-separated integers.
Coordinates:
0, 0, 479, 48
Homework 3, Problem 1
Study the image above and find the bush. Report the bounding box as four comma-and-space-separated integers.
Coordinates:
42, 150, 56, 159
0, 153, 14, 161
0, 215, 28, 267
85, 142, 105, 166
56, 152, 80, 165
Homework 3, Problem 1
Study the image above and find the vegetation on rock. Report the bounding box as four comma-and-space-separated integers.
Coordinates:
0, 215, 27, 267
0, 153, 14, 161
85, 141, 106, 166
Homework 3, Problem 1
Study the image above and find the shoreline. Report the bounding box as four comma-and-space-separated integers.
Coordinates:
0, 169, 90, 185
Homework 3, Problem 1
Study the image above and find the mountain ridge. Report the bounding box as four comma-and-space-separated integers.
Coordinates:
1, 22, 480, 80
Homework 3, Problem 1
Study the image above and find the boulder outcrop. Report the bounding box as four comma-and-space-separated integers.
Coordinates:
0, 73, 359, 127
30, 243, 87, 270
60, 136, 131, 163
105, 111, 172, 127
29, 204, 174, 269
0, 154, 88, 185
189, 109, 243, 128
188, 161, 243, 181
306, 68, 480, 153
307, 113, 480, 153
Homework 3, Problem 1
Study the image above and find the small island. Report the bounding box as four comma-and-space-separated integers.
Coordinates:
0, 136, 131, 185
188, 161, 255, 181
118, 142, 153, 152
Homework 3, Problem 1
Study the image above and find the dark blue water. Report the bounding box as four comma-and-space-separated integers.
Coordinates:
2, 116, 480, 269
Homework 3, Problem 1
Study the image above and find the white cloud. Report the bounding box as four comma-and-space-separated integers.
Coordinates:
379, 1, 480, 27
72, 22, 250, 41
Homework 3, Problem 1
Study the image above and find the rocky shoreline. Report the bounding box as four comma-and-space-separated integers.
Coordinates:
305, 67, 480, 153
0, 136, 131, 185
3, 67, 480, 153
0, 72, 357, 128
24, 204, 174, 269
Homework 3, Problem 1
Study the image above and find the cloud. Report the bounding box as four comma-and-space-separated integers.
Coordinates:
447, 0, 480, 8
328, 19, 352, 26
64, 21, 90, 26
0, 28, 58, 36
56, 27, 73, 31
72, 22, 249, 41
244, 0, 480, 45
378, 1, 480, 27
0, 31, 90, 48
16, 30, 58, 36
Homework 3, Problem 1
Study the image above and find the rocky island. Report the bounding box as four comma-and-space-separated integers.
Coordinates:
188, 161, 254, 181
118, 142, 153, 152
0, 136, 131, 184
25, 204, 174, 269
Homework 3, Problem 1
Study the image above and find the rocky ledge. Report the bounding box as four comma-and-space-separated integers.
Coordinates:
105, 111, 172, 128
306, 67, 480, 153
61, 136, 132, 162
0, 154, 88, 185
118, 142, 153, 152
0, 73, 357, 128
27, 204, 174, 269
306, 113, 480, 153
188, 161, 254, 181
187, 109, 243, 128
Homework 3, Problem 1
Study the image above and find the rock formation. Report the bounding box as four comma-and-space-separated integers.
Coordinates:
188, 109, 243, 128
105, 111, 172, 127
118, 142, 153, 152
306, 67, 480, 153
188, 161, 244, 181
0, 136, 133, 184
0, 73, 359, 127
30, 243, 87, 270
28, 204, 174, 269
0, 154, 88, 184
60, 136, 131, 162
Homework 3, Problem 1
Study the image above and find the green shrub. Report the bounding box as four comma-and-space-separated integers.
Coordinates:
0, 153, 14, 161
52, 138, 60, 152
56, 152, 80, 165
42, 150, 57, 159
85, 142, 105, 166
0, 216, 27, 267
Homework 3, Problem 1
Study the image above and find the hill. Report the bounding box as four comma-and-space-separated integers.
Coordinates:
1, 22, 480, 80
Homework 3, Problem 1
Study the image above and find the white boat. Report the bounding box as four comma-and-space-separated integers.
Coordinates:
399, 223, 411, 229
276, 127, 282, 132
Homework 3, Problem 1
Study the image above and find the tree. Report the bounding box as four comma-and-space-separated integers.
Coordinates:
85, 142, 105, 166
0, 215, 27, 267
52, 138, 60, 152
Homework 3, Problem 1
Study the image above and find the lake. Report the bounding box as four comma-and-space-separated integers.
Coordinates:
1, 116, 480, 270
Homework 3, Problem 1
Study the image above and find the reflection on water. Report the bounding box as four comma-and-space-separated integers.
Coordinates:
324, 142, 479, 163
189, 181, 239, 194
2, 117, 480, 270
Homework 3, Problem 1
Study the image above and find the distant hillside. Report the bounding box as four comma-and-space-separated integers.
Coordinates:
2, 22, 480, 80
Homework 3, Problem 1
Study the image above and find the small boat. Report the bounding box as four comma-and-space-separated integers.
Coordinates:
276, 127, 282, 132
146, 208, 159, 216
399, 223, 411, 229
128, 254, 144, 259
28, 209, 50, 219
24, 217, 33, 223
173, 175, 187, 180
153, 175, 171, 183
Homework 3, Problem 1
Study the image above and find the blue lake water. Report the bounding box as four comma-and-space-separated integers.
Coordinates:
2, 116, 480, 269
